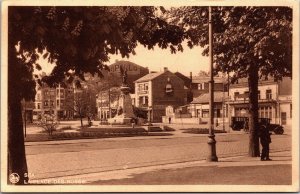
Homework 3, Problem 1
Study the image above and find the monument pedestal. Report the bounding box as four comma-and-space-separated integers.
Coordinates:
108, 85, 136, 125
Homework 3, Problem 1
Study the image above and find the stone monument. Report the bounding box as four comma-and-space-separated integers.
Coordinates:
108, 68, 135, 124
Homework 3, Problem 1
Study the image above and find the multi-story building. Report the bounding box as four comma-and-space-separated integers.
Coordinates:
32, 83, 76, 121
191, 75, 227, 98
133, 68, 187, 122
228, 77, 292, 126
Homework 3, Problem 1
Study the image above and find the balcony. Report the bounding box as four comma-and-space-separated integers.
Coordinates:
228, 97, 277, 105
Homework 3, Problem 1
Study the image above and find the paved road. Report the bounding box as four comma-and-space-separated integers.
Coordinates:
25, 132, 291, 180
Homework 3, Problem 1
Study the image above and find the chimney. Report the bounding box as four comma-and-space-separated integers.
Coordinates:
163, 67, 168, 72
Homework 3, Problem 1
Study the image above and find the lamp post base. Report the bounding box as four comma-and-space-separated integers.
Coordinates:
207, 135, 218, 162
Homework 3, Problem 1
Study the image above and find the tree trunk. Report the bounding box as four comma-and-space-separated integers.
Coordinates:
8, 48, 29, 184
248, 64, 260, 157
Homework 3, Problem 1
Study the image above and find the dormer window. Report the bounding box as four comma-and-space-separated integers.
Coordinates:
165, 83, 174, 96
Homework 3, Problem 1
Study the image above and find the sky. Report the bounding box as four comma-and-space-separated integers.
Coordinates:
37, 43, 210, 77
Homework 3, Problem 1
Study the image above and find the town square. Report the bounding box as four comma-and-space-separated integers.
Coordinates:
1, 2, 298, 193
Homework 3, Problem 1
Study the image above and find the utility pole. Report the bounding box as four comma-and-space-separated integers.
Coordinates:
108, 88, 112, 119
222, 74, 225, 132
207, 6, 218, 162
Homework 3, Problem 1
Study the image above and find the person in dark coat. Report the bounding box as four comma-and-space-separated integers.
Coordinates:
259, 120, 272, 161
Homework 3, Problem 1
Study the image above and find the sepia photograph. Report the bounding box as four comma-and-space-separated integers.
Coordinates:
1, 0, 299, 192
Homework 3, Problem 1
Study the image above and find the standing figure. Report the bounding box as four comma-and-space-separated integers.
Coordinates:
120, 66, 128, 86
259, 120, 272, 161
244, 119, 249, 132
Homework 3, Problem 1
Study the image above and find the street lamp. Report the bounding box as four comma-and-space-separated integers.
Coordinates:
207, 6, 218, 162
222, 74, 225, 132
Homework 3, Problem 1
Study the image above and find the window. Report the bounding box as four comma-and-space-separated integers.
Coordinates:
50, 100, 54, 107
44, 91, 48, 96
139, 96, 144, 106
258, 90, 261, 100
139, 84, 143, 91
60, 89, 65, 98
264, 107, 268, 118
244, 91, 249, 99
57, 100, 60, 106
139, 83, 148, 91
202, 110, 209, 118
234, 92, 239, 100
37, 103, 40, 109
198, 84, 202, 90
50, 90, 55, 96
214, 109, 221, 118
44, 100, 48, 106
258, 108, 262, 118
37, 94, 41, 101
198, 83, 205, 90
61, 100, 64, 106
266, 89, 272, 100
269, 107, 272, 119
144, 96, 149, 105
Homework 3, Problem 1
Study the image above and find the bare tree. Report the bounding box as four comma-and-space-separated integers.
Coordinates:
37, 112, 59, 136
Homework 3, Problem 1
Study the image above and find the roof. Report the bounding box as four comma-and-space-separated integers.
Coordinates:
134, 71, 165, 83
109, 60, 148, 70
174, 72, 191, 87
192, 76, 226, 84
229, 76, 282, 88
191, 92, 229, 104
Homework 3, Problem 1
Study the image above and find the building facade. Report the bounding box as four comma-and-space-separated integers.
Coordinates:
189, 92, 229, 124
32, 84, 75, 120
133, 68, 187, 122
228, 77, 292, 126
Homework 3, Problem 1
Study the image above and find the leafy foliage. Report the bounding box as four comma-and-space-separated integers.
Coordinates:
167, 6, 292, 81
168, 6, 292, 157
9, 6, 185, 93
8, 6, 186, 184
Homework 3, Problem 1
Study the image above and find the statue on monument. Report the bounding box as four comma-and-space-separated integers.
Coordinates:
107, 65, 135, 124
120, 66, 128, 86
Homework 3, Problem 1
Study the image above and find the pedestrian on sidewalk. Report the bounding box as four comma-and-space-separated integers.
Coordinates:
259, 120, 272, 161
244, 119, 249, 133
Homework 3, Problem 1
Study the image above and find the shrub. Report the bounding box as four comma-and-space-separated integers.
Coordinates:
59, 125, 72, 130
181, 128, 226, 134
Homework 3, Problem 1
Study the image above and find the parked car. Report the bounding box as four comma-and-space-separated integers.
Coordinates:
230, 117, 284, 134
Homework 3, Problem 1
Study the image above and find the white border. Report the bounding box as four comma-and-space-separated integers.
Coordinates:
1, 0, 299, 192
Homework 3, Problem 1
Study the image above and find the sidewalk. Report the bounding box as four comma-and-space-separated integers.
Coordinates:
31, 150, 292, 185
